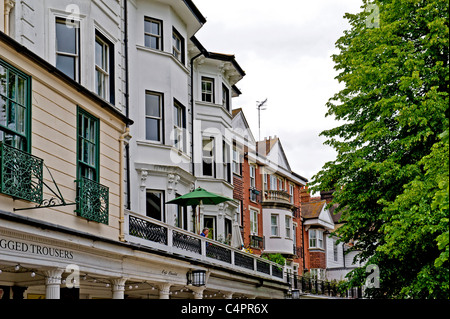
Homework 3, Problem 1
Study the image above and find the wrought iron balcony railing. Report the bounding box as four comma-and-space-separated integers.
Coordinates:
75, 177, 109, 224
250, 234, 265, 250
0, 143, 43, 203
125, 211, 287, 282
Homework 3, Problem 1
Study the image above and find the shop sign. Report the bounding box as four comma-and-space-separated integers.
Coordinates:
0, 237, 74, 260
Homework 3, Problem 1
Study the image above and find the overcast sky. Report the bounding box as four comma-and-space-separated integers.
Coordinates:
193, 0, 363, 182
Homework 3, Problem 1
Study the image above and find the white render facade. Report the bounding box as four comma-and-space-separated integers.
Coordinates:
0, 0, 292, 299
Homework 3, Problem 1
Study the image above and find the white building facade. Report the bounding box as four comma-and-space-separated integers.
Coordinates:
0, 0, 292, 299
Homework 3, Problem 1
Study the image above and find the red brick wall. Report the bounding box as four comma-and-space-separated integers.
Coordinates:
309, 251, 326, 269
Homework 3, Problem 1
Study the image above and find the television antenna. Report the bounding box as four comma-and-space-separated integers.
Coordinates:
257, 98, 268, 141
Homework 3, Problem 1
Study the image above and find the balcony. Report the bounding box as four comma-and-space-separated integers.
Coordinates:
262, 189, 294, 209
250, 234, 265, 250
125, 210, 286, 282
0, 143, 43, 203
75, 177, 109, 224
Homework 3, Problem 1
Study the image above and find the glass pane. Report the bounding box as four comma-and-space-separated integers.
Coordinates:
0, 65, 6, 96
95, 40, 103, 67
96, 70, 105, 97
8, 72, 16, 100
56, 20, 77, 54
17, 76, 26, 105
7, 102, 15, 130
145, 93, 160, 117
83, 140, 90, 163
145, 117, 160, 141
56, 55, 75, 79
202, 139, 213, 157
146, 191, 162, 220
151, 21, 159, 35
16, 105, 25, 134
0, 95, 6, 127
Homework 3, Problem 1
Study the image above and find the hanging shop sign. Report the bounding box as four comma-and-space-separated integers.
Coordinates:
0, 237, 74, 260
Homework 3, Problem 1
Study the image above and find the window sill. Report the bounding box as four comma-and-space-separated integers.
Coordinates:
136, 45, 189, 74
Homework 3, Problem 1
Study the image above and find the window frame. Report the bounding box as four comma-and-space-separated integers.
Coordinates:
173, 99, 186, 152
270, 175, 277, 190
309, 229, 324, 249
201, 77, 215, 103
202, 136, 215, 177
285, 216, 292, 239
144, 17, 163, 51
76, 106, 100, 182
222, 140, 231, 183
232, 146, 241, 176
333, 238, 339, 262
0, 59, 32, 153
94, 30, 115, 104
250, 208, 259, 235
145, 90, 164, 143
172, 27, 185, 64
55, 17, 80, 82
270, 214, 279, 237
222, 84, 230, 112
146, 189, 165, 222
289, 183, 295, 203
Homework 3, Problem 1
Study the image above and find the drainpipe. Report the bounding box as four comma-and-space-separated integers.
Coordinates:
119, 127, 131, 242
301, 217, 306, 272
124, 0, 131, 210
190, 51, 203, 177
119, 0, 132, 242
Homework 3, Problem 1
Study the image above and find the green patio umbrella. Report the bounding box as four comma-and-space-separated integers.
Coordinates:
166, 187, 234, 234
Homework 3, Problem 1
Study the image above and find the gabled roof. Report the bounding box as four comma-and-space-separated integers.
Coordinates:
302, 200, 326, 219
231, 108, 256, 145
256, 137, 291, 172
190, 36, 246, 87
302, 199, 335, 230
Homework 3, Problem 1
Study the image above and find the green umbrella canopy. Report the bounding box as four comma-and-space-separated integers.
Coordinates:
166, 187, 233, 207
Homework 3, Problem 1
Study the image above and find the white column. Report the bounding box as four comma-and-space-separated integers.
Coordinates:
190, 286, 205, 299
159, 283, 172, 299
223, 291, 234, 299
44, 268, 64, 299
111, 278, 127, 299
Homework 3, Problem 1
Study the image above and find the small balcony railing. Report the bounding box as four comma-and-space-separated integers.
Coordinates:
0, 143, 43, 203
250, 234, 265, 250
125, 210, 287, 282
264, 189, 291, 204
75, 177, 109, 224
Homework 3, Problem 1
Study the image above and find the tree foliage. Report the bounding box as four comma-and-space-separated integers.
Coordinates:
311, 0, 449, 298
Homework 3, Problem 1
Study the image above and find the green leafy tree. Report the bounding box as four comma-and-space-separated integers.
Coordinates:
311, 0, 449, 298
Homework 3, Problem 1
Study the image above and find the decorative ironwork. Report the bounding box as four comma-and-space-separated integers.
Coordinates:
0, 143, 43, 203
206, 243, 232, 264
272, 265, 283, 278
250, 235, 265, 250
173, 230, 201, 254
235, 253, 254, 270
256, 260, 271, 275
128, 215, 167, 245
76, 177, 109, 224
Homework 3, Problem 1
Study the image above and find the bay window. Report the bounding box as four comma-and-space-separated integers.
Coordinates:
309, 229, 324, 249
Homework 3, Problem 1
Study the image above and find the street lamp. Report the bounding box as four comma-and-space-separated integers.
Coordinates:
187, 269, 206, 287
